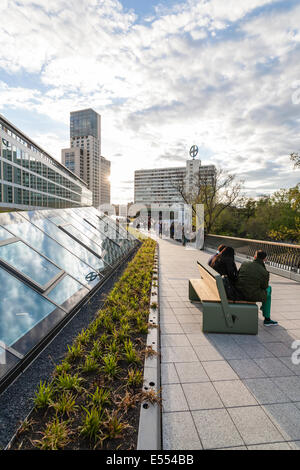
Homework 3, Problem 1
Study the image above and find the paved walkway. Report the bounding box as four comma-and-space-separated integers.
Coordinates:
158, 237, 300, 450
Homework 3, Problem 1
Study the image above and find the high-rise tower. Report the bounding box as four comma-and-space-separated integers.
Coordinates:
62, 109, 111, 207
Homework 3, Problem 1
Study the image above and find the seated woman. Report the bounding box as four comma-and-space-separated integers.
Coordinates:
210, 247, 241, 300
208, 244, 226, 267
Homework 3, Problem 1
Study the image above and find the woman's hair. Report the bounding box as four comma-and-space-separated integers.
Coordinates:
211, 246, 235, 268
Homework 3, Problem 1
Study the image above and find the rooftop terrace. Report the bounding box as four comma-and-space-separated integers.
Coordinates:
158, 237, 300, 450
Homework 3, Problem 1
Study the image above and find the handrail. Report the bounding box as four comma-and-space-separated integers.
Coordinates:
207, 234, 300, 250
205, 234, 300, 274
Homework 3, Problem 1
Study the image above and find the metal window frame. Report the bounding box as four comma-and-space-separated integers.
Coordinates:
0, 236, 65, 293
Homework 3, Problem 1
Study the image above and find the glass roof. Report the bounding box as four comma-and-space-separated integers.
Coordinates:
0, 207, 138, 387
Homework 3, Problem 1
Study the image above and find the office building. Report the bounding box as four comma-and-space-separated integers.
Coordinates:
62, 109, 111, 208
134, 159, 216, 206
0, 114, 92, 211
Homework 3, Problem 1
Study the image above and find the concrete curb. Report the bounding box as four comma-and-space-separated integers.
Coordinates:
137, 244, 161, 450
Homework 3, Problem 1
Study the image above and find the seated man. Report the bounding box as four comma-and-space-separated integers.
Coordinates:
235, 250, 278, 326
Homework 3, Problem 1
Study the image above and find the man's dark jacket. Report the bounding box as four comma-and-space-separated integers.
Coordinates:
235, 258, 269, 302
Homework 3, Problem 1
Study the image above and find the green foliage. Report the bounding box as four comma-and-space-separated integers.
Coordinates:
80, 406, 105, 442
35, 417, 70, 450
55, 372, 83, 392
50, 391, 78, 416
212, 185, 300, 243
34, 381, 54, 409
124, 339, 141, 364
127, 369, 143, 387
88, 387, 111, 408
102, 353, 120, 378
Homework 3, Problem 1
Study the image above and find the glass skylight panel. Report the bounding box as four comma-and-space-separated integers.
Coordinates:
23, 211, 106, 273
0, 226, 14, 241
47, 275, 88, 310
62, 223, 103, 257
0, 213, 99, 288
0, 266, 61, 349
0, 206, 138, 388
0, 241, 61, 288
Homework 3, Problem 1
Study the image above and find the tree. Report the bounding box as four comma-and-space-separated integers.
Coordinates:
290, 152, 300, 169
175, 167, 244, 233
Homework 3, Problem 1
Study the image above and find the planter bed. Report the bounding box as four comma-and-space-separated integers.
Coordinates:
9, 238, 158, 450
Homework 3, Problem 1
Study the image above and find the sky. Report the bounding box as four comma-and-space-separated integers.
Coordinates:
0, 0, 300, 204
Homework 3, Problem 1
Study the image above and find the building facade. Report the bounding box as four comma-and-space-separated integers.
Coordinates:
0, 114, 92, 211
62, 109, 111, 208
134, 160, 216, 206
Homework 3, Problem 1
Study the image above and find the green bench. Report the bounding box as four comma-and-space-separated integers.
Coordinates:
189, 261, 258, 335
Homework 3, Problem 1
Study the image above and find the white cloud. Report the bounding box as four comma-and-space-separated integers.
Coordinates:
0, 0, 299, 203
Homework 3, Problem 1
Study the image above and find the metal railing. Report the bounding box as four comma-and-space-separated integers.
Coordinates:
205, 234, 300, 274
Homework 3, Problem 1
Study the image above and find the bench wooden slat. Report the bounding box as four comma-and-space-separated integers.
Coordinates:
197, 264, 220, 300
190, 279, 220, 302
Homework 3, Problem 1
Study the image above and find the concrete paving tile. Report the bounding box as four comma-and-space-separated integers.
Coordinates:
278, 357, 300, 375
228, 406, 285, 445
243, 378, 290, 405
228, 359, 267, 379
192, 409, 244, 449
161, 346, 198, 363
182, 382, 224, 410
161, 363, 180, 384
217, 446, 248, 450
288, 441, 300, 450
241, 344, 274, 359
272, 376, 300, 401
160, 316, 179, 325
247, 442, 291, 450
202, 361, 239, 381
213, 380, 258, 407
175, 362, 210, 383
172, 308, 195, 316
160, 324, 184, 335
162, 384, 189, 412
161, 334, 190, 347
214, 342, 250, 360
181, 324, 203, 333
254, 358, 295, 378
264, 403, 300, 441
186, 334, 211, 346
162, 412, 202, 450
264, 342, 294, 357
175, 314, 202, 324
168, 301, 188, 308
194, 345, 223, 362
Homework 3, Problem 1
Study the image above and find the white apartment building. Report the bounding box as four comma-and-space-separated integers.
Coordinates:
62, 109, 111, 208
134, 160, 216, 206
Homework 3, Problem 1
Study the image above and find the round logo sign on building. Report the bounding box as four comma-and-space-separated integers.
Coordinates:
189, 145, 198, 159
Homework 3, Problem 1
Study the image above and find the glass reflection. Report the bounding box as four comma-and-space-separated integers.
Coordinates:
0, 226, 13, 241
47, 275, 88, 306
24, 212, 106, 272
1, 213, 99, 288
0, 267, 58, 346
0, 241, 61, 287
